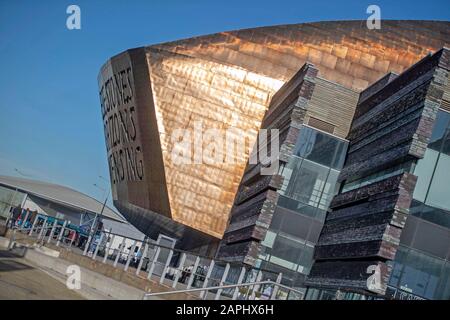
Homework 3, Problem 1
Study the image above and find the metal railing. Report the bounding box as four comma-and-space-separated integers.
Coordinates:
143, 276, 306, 300
6, 213, 305, 300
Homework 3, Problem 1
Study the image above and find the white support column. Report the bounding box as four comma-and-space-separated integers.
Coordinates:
103, 234, 115, 264
270, 273, 283, 300
244, 271, 258, 300
250, 270, 263, 300
47, 219, 57, 244
186, 256, 200, 289
159, 249, 174, 285
37, 217, 48, 240
62, 220, 71, 245
172, 253, 186, 288
83, 234, 92, 256
69, 229, 76, 248
113, 237, 126, 268
28, 214, 39, 236
20, 194, 28, 210
124, 240, 137, 271
232, 267, 247, 300
92, 232, 104, 260
215, 263, 230, 300
147, 247, 161, 280
56, 220, 67, 247
20, 210, 30, 232
199, 260, 215, 299
136, 242, 149, 276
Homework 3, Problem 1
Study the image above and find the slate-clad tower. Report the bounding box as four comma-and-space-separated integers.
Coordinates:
306, 48, 450, 296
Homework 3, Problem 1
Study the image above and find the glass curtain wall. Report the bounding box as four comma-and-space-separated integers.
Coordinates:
387, 109, 450, 300
388, 246, 450, 300
257, 125, 348, 285
412, 109, 450, 228
278, 125, 347, 221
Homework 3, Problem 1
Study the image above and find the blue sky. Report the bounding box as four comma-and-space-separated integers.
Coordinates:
0, 0, 449, 207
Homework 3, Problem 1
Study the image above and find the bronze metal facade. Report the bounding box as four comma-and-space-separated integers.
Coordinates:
98, 20, 450, 249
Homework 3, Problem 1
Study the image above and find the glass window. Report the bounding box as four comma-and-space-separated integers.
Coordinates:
426, 152, 450, 211
279, 157, 301, 195
269, 209, 283, 230
271, 234, 302, 261
332, 141, 348, 169
318, 169, 340, 210
278, 126, 347, 221
279, 210, 311, 240
260, 230, 277, 248
410, 199, 450, 229
412, 109, 450, 222
268, 233, 314, 273
263, 126, 349, 278
427, 109, 450, 152
442, 130, 450, 156
413, 149, 439, 202
283, 159, 329, 208
400, 253, 442, 299
277, 196, 320, 219
278, 161, 340, 217
297, 244, 314, 274
343, 161, 413, 193
436, 262, 450, 300
293, 126, 347, 169
389, 246, 448, 299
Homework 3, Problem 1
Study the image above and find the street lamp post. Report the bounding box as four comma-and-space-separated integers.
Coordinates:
84, 177, 110, 255
93, 182, 110, 226
95, 175, 111, 229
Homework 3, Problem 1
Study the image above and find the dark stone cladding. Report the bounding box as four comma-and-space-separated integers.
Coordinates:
215, 63, 319, 265
306, 48, 450, 296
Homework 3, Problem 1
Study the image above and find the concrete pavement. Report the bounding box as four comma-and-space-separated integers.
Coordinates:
0, 249, 84, 300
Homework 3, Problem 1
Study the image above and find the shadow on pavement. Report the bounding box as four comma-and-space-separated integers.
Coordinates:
0, 250, 33, 272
